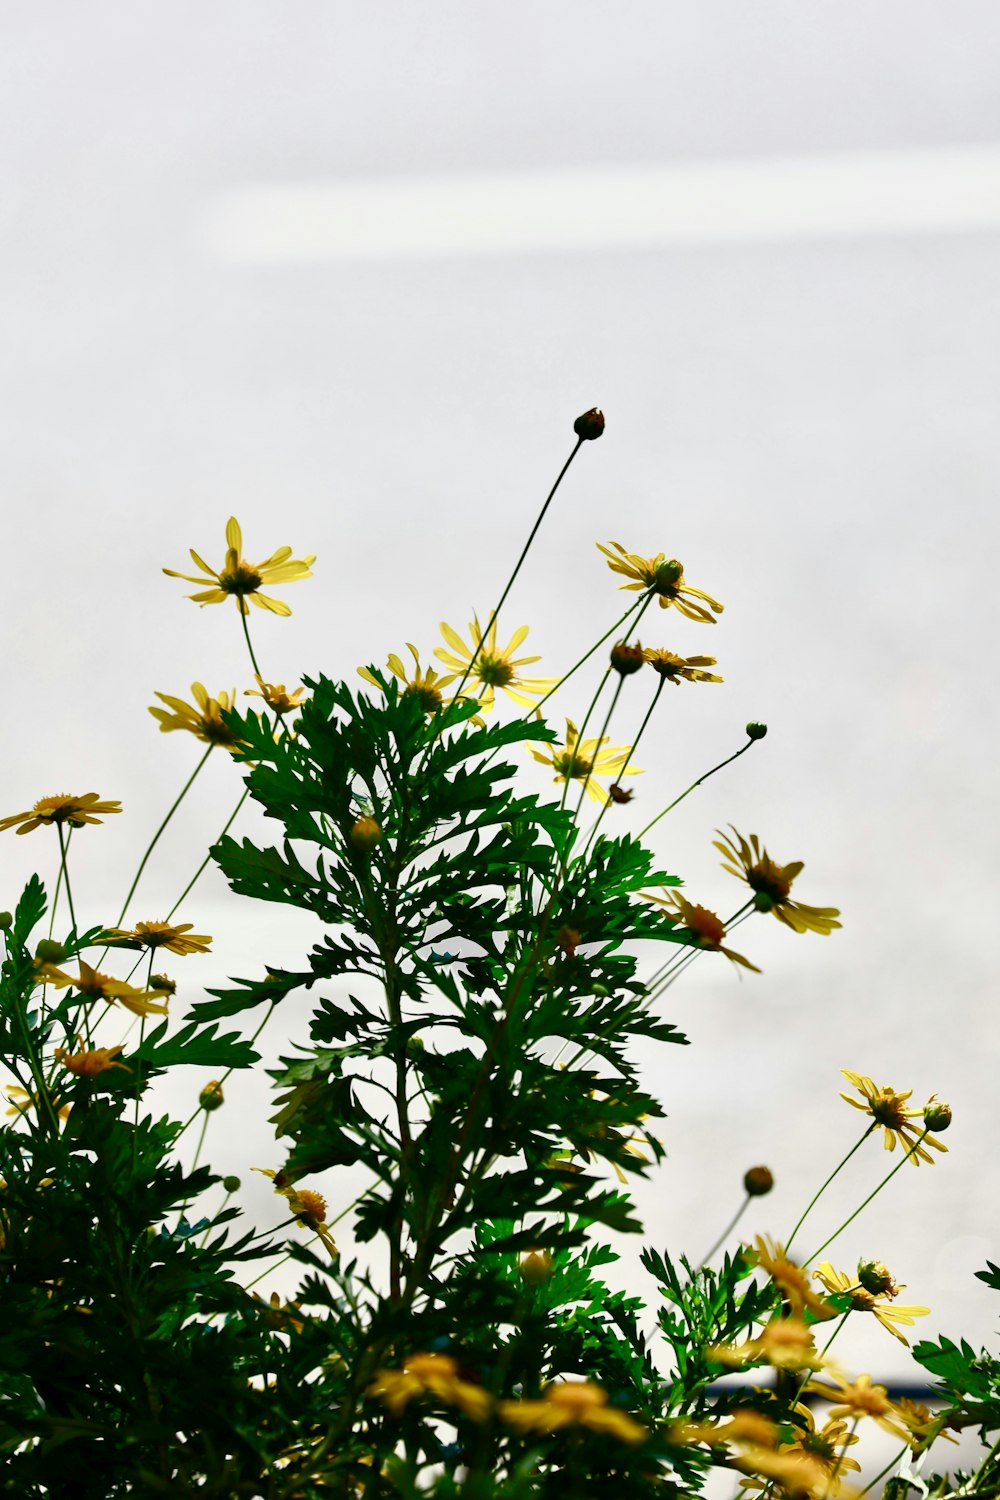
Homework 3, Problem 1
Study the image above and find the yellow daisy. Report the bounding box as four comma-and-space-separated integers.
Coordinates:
54, 1043, 130, 1079
529, 718, 641, 805
245, 675, 308, 715
368, 1353, 492, 1423
708, 1316, 825, 1373
813, 1262, 930, 1345
806, 1373, 914, 1445
435, 618, 557, 714
34, 959, 169, 1018
751, 1236, 838, 1322
253, 1168, 339, 1257
597, 541, 724, 622
739, 1410, 861, 1497
0, 793, 122, 837
644, 647, 723, 684
714, 827, 842, 935
163, 516, 315, 616
358, 643, 455, 714
839, 1071, 948, 1166
5, 1085, 71, 1122
642, 890, 760, 972
149, 682, 248, 750
100, 921, 212, 956
498, 1380, 646, 1444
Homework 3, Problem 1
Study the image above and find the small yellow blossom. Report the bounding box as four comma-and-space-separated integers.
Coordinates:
245, 675, 308, 714
5, 1085, 71, 1122
530, 718, 641, 805
435, 618, 556, 714
840, 1070, 948, 1165
34, 959, 169, 1018
642, 890, 760, 972
806, 1373, 914, 1445
253, 1168, 339, 1257
100, 921, 212, 956
813, 1262, 930, 1345
0, 793, 122, 837
597, 541, 724, 622
751, 1237, 838, 1321
163, 516, 315, 616
358, 643, 456, 715
498, 1379, 646, 1444
149, 682, 248, 751
644, 647, 723, 683
251, 1290, 306, 1336
715, 827, 842, 935
739, 1410, 861, 1497
368, 1353, 492, 1423
708, 1317, 826, 1373
895, 1398, 958, 1448
54, 1042, 130, 1078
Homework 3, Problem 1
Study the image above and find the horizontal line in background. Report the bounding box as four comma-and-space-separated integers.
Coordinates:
200, 145, 1000, 263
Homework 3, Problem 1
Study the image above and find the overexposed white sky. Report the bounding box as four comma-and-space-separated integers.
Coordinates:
1, 3, 998, 1436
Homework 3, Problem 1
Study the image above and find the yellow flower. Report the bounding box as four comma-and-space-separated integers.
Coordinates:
435, 618, 556, 714
839, 1071, 948, 1166
597, 541, 724, 622
642, 890, 760, 972
245, 675, 308, 715
894, 1398, 959, 1448
578, 1085, 655, 1184
368, 1353, 492, 1423
5, 1085, 71, 1122
498, 1379, 646, 1444
739, 1410, 861, 1497
149, 682, 248, 750
358, 643, 456, 715
0, 793, 122, 836
644, 647, 723, 684
708, 1317, 826, 1372
751, 1237, 838, 1322
673, 1410, 779, 1449
34, 959, 169, 1018
54, 1043, 130, 1078
529, 718, 641, 805
163, 516, 315, 617
253, 1168, 339, 1257
100, 921, 212, 956
805, 1373, 914, 1445
714, 827, 842, 935
812, 1262, 930, 1345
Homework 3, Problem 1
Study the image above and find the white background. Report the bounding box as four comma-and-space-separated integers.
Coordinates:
2, 2, 998, 1474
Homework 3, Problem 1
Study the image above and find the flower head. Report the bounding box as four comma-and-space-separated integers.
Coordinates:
839, 1070, 948, 1165
498, 1380, 646, 1444
254, 1168, 339, 1257
358, 642, 458, 715
642, 889, 760, 971
54, 1042, 130, 1079
644, 647, 723, 684
597, 541, 724, 622
35, 959, 169, 1017
246, 676, 308, 715
149, 682, 248, 750
530, 718, 641, 805
163, 516, 315, 617
806, 1373, 915, 1445
715, 827, 842, 935
812, 1262, 930, 1345
100, 921, 212, 956
739, 1410, 861, 1497
434, 618, 557, 715
708, 1316, 826, 1373
752, 1236, 838, 1321
368, 1353, 492, 1423
0, 793, 122, 837
5, 1085, 71, 1122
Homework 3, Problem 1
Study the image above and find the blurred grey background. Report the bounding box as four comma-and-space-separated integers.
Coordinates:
2, 1, 998, 1460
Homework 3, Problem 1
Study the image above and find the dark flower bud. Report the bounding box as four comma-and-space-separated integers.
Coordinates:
746, 722, 768, 741
858, 1259, 897, 1297
0, 912, 12, 931
222, 1175, 241, 1193
610, 640, 645, 676
35, 939, 67, 964
923, 1097, 952, 1132
149, 973, 176, 995
199, 1080, 224, 1112
743, 1165, 774, 1197
573, 408, 605, 441
607, 783, 634, 805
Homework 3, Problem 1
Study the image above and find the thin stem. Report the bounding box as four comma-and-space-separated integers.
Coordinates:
47, 828, 70, 939
533, 596, 648, 714
55, 824, 78, 937
560, 668, 611, 812
113, 745, 214, 928
803, 1128, 932, 1267
637, 733, 760, 841
784, 1127, 874, 1256
166, 789, 249, 921
969, 1430, 1000, 1494
699, 1194, 751, 1266
582, 674, 665, 857
173, 1002, 276, 1144
573, 676, 624, 817
857, 1444, 910, 1499
240, 606, 263, 680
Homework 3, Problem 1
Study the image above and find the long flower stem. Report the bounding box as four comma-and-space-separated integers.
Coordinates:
802, 1129, 932, 1267
574, 676, 624, 816
533, 596, 648, 714
698, 1194, 751, 1265
166, 789, 249, 921
784, 1127, 874, 1256
55, 824, 79, 937
114, 745, 215, 929
47, 828, 70, 939
637, 732, 760, 840
240, 607, 263, 680
582, 675, 665, 857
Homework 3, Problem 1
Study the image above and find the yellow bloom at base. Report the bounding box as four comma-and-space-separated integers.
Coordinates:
54, 1043, 130, 1078
101, 921, 212, 956
644, 647, 723, 684
813, 1262, 930, 1345
246, 675, 308, 715
806, 1373, 914, 1445
0, 793, 122, 837
840, 1070, 948, 1166
435, 618, 556, 714
715, 827, 842, 935
530, 718, 641, 805
751, 1237, 838, 1322
358, 642, 457, 715
149, 682, 248, 751
498, 1379, 647, 1444
642, 889, 760, 972
368, 1353, 492, 1423
597, 541, 724, 622
163, 516, 315, 616
34, 959, 169, 1018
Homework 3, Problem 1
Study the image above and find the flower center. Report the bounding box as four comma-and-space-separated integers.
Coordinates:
219, 563, 263, 596
685, 905, 725, 948
748, 859, 792, 906
404, 682, 443, 713
475, 653, 515, 688
555, 752, 593, 781
652, 558, 684, 595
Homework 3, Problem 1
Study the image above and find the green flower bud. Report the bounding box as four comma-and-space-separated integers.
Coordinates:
0, 912, 12, 931
349, 816, 382, 853
35, 939, 67, 964
746, 722, 768, 741
222, 1175, 241, 1194
573, 407, 605, 441
149, 973, 176, 995
743, 1165, 774, 1197
923, 1096, 952, 1132
199, 1080, 224, 1112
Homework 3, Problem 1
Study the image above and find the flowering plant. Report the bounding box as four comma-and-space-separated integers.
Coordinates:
1, 411, 996, 1498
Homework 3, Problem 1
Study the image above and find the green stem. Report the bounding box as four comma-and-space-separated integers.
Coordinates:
173, 1002, 276, 1144
857, 1444, 910, 1499
573, 676, 624, 817
698, 1195, 751, 1266
113, 744, 214, 928
582, 674, 665, 856
802, 1128, 931, 1267
47, 828, 69, 939
55, 823, 78, 937
969, 1429, 1000, 1494
560, 667, 611, 812
533, 596, 648, 714
784, 1127, 874, 1256
637, 732, 760, 841
166, 789, 248, 921
240, 606, 263, 680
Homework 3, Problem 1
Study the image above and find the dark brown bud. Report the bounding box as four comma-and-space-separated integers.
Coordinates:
743, 1165, 774, 1197
746, 722, 768, 741
607, 783, 634, 805
610, 640, 645, 676
573, 408, 605, 441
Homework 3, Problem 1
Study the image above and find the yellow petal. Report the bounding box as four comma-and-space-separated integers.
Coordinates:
225, 517, 242, 553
